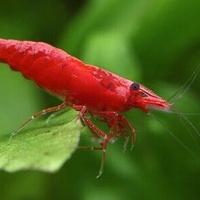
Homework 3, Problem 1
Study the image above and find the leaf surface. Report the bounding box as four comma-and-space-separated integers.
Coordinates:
0, 110, 81, 172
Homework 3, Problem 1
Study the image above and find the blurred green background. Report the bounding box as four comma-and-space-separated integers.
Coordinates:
0, 0, 200, 199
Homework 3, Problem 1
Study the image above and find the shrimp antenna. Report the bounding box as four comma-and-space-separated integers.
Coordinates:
168, 64, 200, 103
169, 108, 200, 150
166, 111, 200, 116
149, 112, 196, 158
171, 108, 200, 138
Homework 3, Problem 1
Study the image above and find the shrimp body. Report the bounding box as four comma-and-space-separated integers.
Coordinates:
0, 39, 134, 112
0, 38, 170, 177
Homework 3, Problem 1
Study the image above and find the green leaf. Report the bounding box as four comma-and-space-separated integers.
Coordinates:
0, 110, 82, 173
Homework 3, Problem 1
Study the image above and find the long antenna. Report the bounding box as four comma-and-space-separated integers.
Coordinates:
149, 112, 196, 159
168, 64, 200, 103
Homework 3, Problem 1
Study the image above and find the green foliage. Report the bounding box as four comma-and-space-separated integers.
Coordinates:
0, 0, 200, 200
0, 110, 81, 173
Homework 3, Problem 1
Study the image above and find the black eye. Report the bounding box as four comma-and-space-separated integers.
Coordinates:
130, 82, 140, 90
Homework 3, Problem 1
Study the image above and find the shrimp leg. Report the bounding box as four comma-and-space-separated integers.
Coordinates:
73, 105, 111, 178
97, 111, 136, 150
11, 102, 66, 136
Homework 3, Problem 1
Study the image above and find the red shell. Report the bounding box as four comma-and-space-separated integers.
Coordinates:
0, 39, 170, 113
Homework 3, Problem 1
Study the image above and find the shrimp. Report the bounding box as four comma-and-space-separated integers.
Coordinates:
0, 38, 171, 177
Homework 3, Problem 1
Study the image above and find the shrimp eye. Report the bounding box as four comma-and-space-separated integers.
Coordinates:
130, 82, 140, 90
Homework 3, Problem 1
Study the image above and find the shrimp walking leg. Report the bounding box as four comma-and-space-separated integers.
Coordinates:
11, 102, 66, 136
97, 111, 136, 149
72, 105, 106, 138
80, 116, 108, 179
73, 105, 111, 178
118, 115, 136, 150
